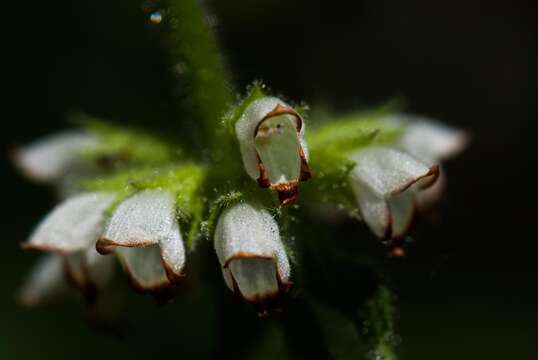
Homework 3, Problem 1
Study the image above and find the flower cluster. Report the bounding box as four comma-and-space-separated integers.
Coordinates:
14, 86, 467, 311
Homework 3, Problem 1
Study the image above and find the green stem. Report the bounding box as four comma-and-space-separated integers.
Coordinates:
163, 0, 232, 148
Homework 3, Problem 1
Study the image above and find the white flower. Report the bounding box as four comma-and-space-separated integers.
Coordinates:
97, 189, 185, 295
214, 202, 291, 303
235, 97, 311, 205
348, 114, 468, 245
349, 147, 439, 240
22, 192, 116, 299
13, 130, 97, 183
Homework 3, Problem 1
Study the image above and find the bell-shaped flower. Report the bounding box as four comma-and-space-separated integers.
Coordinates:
21, 192, 116, 299
13, 130, 97, 183
235, 97, 311, 205
214, 202, 291, 303
97, 189, 185, 295
349, 147, 439, 240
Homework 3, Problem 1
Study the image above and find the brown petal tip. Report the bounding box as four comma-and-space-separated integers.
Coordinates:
276, 183, 299, 206
258, 104, 303, 133
388, 164, 441, 197
387, 246, 406, 257
20, 242, 67, 253
419, 164, 441, 190
96, 238, 115, 255
232, 279, 292, 317
257, 161, 271, 188
162, 260, 185, 285
299, 147, 311, 182
96, 237, 155, 255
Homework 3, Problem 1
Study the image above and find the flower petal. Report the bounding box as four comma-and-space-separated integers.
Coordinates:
63, 252, 87, 290
116, 245, 169, 291
221, 268, 234, 291
416, 169, 446, 210
254, 114, 302, 186
349, 147, 439, 197
158, 220, 185, 281
24, 192, 115, 253
349, 180, 391, 238
13, 131, 97, 182
19, 254, 70, 306
398, 116, 469, 160
229, 258, 279, 302
83, 246, 116, 290
97, 189, 177, 252
350, 184, 416, 240
387, 191, 415, 238
214, 202, 290, 301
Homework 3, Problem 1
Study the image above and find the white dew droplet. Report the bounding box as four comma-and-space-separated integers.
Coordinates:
150, 11, 162, 24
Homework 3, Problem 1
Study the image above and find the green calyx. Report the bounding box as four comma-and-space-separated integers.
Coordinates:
77, 114, 181, 167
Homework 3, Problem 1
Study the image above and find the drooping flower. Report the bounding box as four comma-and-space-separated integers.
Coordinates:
23, 192, 115, 253
235, 97, 311, 205
214, 202, 291, 303
345, 113, 468, 249
96, 189, 186, 296
21, 192, 117, 300
13, 130, 98, 183
348, 147, 439, 241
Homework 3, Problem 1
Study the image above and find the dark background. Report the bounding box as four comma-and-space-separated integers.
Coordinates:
3, 0, 537, 359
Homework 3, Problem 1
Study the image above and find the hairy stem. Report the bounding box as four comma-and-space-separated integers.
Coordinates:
163, 0, 232, 148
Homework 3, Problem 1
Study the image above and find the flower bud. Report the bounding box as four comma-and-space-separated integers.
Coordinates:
235, 97, 311, 205
214, 202, 291, 303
